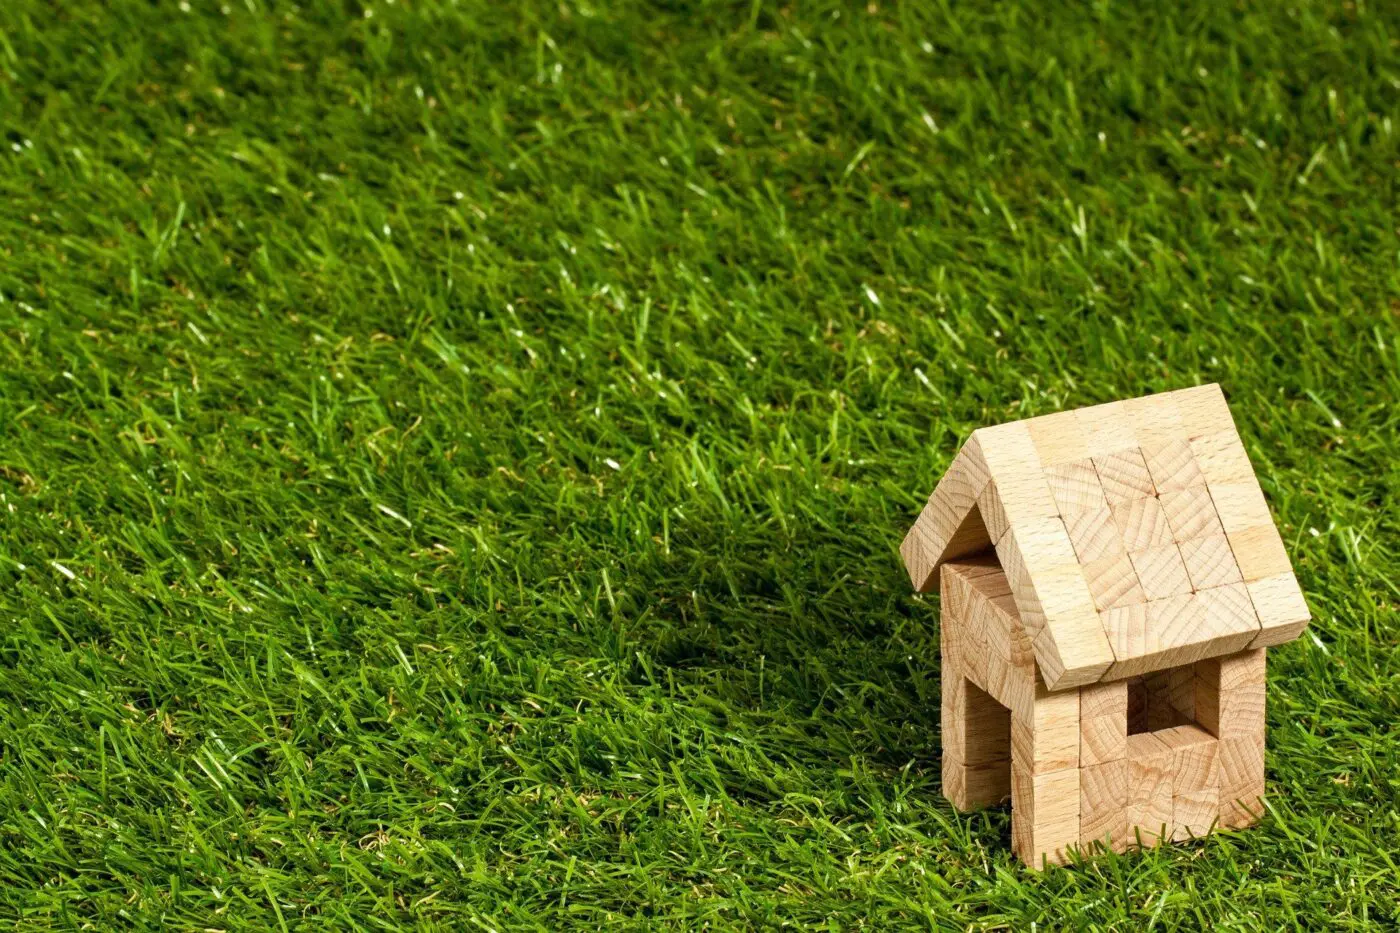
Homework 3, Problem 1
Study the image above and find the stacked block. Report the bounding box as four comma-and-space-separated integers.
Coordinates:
942, 562, 1270, 867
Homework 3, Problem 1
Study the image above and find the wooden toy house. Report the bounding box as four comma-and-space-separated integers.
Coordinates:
900, 385, 1309, 867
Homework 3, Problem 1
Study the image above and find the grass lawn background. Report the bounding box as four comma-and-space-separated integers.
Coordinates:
1, 0, 1397, 927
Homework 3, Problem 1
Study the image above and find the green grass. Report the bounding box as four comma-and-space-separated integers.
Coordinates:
0, 0, 1397, 927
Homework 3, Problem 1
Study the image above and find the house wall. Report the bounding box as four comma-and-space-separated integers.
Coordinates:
941, 560, 1269, 867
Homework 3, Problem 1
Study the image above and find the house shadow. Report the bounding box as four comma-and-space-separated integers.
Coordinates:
609, 511, 969, 812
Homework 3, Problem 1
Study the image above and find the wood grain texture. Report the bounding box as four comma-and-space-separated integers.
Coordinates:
1094, 448, 1157, 504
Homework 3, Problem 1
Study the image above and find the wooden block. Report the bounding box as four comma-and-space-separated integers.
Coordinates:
1143, 678, 1189, 733
1208, 482, 1273, 535
1193, 583, 1262, 654
942, 750, 968, 809
1247, 574, 1310, 648
959, 433, 992, 492
1126, 733, 1174, 846
1062, 504, 1124, 563
1130, 544, 1193, 600
976, 481, 1012, 546
1079, 759, 1129, 851
978, 596, 1015, 663
1019, 767, 1082, 868
1094, 448, 1156, 504
1156, 724, 1218, 794
984, 650, 1015, 711
1124, 392, 1185, 450
1216, 647, 1267, 739
1227, 525, 1292, 583
1173, 787, 1218, 841
1080, 681, 1128, 766
1165, 665, 1197, 721
1192, 660, 1221, 736
1141, 439, 1205, 494
1173, 384, 1236, 439
1013, 686, 1080, 773
1179, 534, 1243, 590
1110, 496, 1173, 551
1146, 593, 1222, 667
1026, 410, 1090, 467
1003, 512, 1079, 566
974, 422, 1058, 523
1078, 401, 1139, 459
959, 623, 990, 695
1011, 762, 1033, 859
1100, 602, 1149, 678
966, 759, 1012, 807
1189, 430, 1254, 486
1045, 459, 1107, 514
1001, 659, 1036, 724
1158, 486, 1225, 542
943, 752, 1012, 811
1217, 733, 1265, 829
1083, 553, 1146, 612
1008, 614, 1037, 673
1034, 622, 1113, 691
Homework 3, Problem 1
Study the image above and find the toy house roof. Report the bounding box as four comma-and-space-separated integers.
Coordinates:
900, 385, 1309, 691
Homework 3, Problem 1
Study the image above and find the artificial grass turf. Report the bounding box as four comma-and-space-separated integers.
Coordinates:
0, 0, 1398, 927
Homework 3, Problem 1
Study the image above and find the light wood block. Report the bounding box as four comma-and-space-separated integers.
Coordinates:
1178, 534, 1243, 590
1157, 724, 1218, 794
1142, 439, 1204, 494
1094, 448, 1157, 504
1013, 686, 1080, 773
1158, 486, 1225, 542
1189, 430, 1254, 486
1130, 544, 1193, 600
977, 480, 1012, 547
1110, 496, 1173, 551
1079, 759, 1129, 852
943, 752, 1012, 811
1083, 553, 1146, 612
1015, 765, 1082, 868
1062, 504, 1124, 563
1217, 733, 1265, 829
1027, 410, 1090, 468
1173, 384, 1236, 439
1247, 574, 1310, 648
1210, 647, 1266, 739
1078, 401, 1138, 459
1173, 787, 1218, 841
1143, 666, 1194, 727
1124, 392, 1186, 451
1126, 733, 1173, 846
1045, 459, 1108, 514
1080, 681, 1128, 766
975, 422, 1059, 524
1227, 524, 1293, 583
1208, 482, 1273, 535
